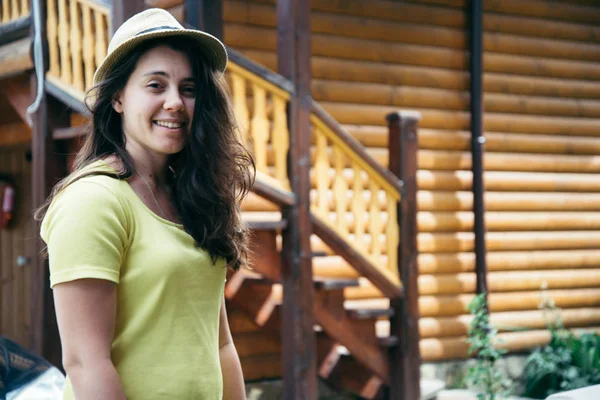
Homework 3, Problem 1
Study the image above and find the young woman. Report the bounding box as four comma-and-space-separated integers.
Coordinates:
38, 9, 251, 400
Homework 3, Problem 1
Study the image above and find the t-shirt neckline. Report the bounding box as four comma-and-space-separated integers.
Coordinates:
95, 159, 185, 229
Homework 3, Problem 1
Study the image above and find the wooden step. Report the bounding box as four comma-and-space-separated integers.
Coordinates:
347, 307, 394, 320
320, 349, 386, 400
314, 278, 360, 290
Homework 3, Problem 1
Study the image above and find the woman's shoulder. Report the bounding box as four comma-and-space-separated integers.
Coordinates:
47, 161, 131, 222
41, 161, 133, 242
62, 159, 126, 198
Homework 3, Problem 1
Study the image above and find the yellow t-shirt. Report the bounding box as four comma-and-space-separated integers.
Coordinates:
41, 161, 227, 400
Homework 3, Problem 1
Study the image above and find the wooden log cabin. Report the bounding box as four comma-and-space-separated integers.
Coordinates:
2, 0, 600, 398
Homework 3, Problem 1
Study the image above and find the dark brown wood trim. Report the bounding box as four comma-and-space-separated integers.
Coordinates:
53, 125, 85, 140
252, 176, 296, 207
227, 47, 295, 95
313, 289, 389, 382
311, 214, 403, 299
313, 278, 359, 291
111, 0, 144, 34
387, 111, 421, 400
311, 101, 404, 195
45, 81, 89, 116
0, 15, 31, 46
277, 0, 318, 398
247, 230, 282, 282
31, 97, 70, 367
184, 0, 223, 40
2, 77, 31, 122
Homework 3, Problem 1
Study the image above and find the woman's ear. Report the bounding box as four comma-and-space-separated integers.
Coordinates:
112, 94, 123, 113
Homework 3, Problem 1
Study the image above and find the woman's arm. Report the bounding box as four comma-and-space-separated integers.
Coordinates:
219, 296, 246, 400
53, 278, 127, 400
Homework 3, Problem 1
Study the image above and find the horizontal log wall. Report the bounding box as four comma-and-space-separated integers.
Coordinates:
475, 0, 600, 362
225, 0, 600, 363
0, 144, 33, 347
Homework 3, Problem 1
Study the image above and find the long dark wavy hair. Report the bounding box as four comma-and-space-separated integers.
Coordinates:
36, 36, 255, 270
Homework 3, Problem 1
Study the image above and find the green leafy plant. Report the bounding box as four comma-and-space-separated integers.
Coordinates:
464, 293, 513, 400
523, 291, 600, 398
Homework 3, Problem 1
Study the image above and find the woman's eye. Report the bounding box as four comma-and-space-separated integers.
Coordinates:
182, 86, 196, 95
147, 82, 163, 89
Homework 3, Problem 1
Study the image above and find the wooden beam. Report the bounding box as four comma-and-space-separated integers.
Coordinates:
2, 74, 31, 123
248, 229, 282, 282
45, 80, 89, 115
277, 0, 318, 398
111, 0, 144, 34
313, 289, 389, 381
0, 15, 31, 46
29, 0, 69, 367
52, 125, 85, 140
252, 172, 295, 207
387, 111, 421, 400
0, 122, 31, 146
184, 0, 223, 39
0, 37, 33, 79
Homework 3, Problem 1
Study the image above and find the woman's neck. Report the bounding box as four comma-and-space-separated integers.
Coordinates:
125, 143, 169, 186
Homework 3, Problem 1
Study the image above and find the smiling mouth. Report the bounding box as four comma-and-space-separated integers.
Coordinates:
153, 120, 185, 129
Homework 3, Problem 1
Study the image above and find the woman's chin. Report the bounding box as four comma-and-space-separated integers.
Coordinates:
155, 139, 186, 155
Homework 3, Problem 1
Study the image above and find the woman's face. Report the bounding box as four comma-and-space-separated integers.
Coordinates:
113, 45, 196, 157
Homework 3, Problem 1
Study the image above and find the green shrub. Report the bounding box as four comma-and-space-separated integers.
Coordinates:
523, 292, 600, 398
464, 293, 513, 400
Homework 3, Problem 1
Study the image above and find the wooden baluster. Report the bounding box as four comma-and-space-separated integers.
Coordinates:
369, 180, 383, 258
386, 193, 399, 279
81, 4, 94, 90
250, 83, 268, 174
10, 0, 17, 20
47, 0, 60, 77
2, 0, 10, 22
20, 0, 28, 15
70, 0, 83, 91
58, 0, 71, 84
231, 73, 249, 145
314, 129, 331, 219
272, 95, 289, 189
333, 146, 348, 236
352, 162, 366, 251
94, 11, 108, 73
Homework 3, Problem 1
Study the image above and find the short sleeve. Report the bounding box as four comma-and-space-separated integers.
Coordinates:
41, 178, 130, 288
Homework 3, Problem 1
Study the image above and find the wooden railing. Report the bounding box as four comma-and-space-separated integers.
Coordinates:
311, 103, 405, 293
226, 61, 292, 191
0, 0, 29, 24
46, 0, 110, 99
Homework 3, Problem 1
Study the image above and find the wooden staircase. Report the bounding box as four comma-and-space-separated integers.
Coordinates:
227, 220, 395, 398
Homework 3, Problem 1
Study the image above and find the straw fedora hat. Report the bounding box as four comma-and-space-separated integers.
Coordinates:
93, 8, 228, 85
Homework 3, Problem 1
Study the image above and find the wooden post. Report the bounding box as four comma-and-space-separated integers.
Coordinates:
111, 0, 144, 34
387, 111, 421, 400
277, 0, 318, 399
29, 0, 69, 365
31, 96, 69, 367
470, 0, 488, 298
184, 0, 223, 40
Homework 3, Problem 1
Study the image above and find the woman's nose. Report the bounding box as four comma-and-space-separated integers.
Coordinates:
163, 88, 184, 112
